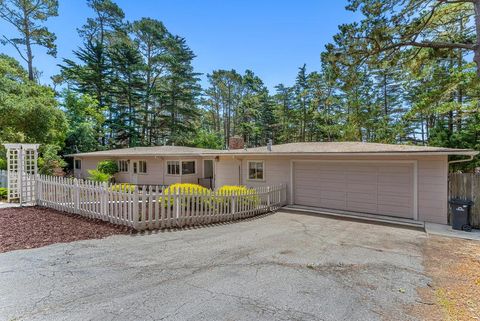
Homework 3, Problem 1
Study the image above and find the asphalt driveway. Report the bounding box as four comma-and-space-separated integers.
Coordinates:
0, 211, 430, 321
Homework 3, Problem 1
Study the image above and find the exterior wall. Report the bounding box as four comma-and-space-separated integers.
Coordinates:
73, 156, 105, 179
221, 155, 448, 224
75, 153, 449, 224
74, 156, 204, 186
214, 156, 241, 187
417, 158, 448, 224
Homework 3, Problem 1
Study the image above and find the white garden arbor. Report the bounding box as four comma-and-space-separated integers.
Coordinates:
3, 144, 39, 205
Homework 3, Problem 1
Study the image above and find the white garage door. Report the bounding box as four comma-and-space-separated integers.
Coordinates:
293, 162, 415, 219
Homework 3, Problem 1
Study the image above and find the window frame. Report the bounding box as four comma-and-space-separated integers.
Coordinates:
181, 160, 196, 176
166, 160, 197, 176
167, 160, 181, 176
138, 160, 147, 174
74, 159, 81, 170
117, 160, 129, 173
247, 160, 265, 181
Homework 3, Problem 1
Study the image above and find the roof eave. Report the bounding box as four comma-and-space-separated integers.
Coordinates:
68, 150, 478, 158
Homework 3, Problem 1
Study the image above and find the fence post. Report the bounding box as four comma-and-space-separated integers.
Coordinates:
267, 186, 271, 211
132, 185, 139, 229
35, 174, 41, 206
73, 178, 80, 214
102, 182, 108, 220
231, 191, 236, 219
175, 189, 180, 227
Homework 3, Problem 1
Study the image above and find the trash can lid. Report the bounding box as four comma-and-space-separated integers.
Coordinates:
449, 198, 474, 206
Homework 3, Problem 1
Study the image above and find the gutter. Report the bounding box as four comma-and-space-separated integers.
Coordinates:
448, 154, 475, 165
67, 151, 479, 158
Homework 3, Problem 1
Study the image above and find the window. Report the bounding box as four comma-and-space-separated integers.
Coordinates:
248, 161, 264, 180
182, 161, 196, 175
74, 159, 81, 170
133, 162, 138, 174
139, 161, 147, 174
167, 160, 196, 175
167, 161, 180, 175
118, 160, 128, 173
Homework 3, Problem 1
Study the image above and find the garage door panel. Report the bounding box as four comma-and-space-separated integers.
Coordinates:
321, 199, 347, 210
346, 182, 377, 192
347, 172, 375, 182
321, 190, 347, 201
378, 166, 412, 174
347, 201, 378, 213
346, 192, 377, 203
377, 185, 413, 196
296, 180, 345, 191
378, 175, 412, 185
294, 161, 415, 219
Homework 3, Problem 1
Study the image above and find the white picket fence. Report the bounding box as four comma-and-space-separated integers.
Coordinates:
0, 170, 6, 188
36, 175, 287, 230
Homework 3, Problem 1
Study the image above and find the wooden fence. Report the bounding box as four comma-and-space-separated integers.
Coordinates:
0, 170, 6, 188
449, 173, 480, 228
36, 175, 287, 230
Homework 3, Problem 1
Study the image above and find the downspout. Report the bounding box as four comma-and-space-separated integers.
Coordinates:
448, 155, 474, 165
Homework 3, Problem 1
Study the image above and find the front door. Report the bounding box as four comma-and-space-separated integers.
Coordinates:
131, 161, 138, 184
203, 159, 214, 189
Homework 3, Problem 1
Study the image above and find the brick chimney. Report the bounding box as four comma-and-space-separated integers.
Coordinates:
228, 136, 245, 150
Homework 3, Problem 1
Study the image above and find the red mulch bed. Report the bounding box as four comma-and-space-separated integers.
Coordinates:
0, 206, 131, 253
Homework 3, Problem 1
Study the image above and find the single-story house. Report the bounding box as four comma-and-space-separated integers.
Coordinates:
69, 140, 478, 224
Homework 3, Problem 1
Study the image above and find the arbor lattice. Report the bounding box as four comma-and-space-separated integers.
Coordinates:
3, 144, 39, 205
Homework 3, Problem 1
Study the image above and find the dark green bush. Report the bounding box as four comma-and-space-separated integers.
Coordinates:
97, 160, 118, 175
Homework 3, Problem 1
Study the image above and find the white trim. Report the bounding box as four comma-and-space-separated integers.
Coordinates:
181, 160, 196, 176
117, 159, 129, 173
413, 160, 418, 220
165, 159, 197, 176
138, 160, 147, 174
74, 159, 82, 170
202, 159, 215, 178
166, 160, 181, 176
246, 160, 266, 182
290, 159, 419, 220
68, 150, 479, 158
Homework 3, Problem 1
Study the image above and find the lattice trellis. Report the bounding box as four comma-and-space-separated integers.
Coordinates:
3, 144, 39, 205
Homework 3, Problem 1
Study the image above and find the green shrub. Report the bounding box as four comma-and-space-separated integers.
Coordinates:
0, 188, 7, 199
110, 183, 135, 193
97, 160, 118, 175
87, 169, 112, 182
0, 158, 6, 170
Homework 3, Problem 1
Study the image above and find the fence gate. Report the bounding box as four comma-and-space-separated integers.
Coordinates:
3, 144, 39, 205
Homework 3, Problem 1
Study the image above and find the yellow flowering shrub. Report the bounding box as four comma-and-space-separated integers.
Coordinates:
215, 185, 260, 207
110, 183, 136, 193
159, 183, 211, 208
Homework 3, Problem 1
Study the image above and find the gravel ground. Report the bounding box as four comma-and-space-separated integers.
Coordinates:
0, 206, 129, 253
412, 235, 480, 321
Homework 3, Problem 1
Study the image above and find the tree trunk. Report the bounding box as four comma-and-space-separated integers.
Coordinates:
22, 8, 34, 81
474, 0, 480, 77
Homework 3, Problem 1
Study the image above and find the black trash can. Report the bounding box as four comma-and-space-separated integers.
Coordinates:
449, 199, 474, 231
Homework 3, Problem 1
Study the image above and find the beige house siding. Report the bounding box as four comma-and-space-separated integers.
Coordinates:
74, 156, 204, 186
233, 155, 448, 224
74, 153, 449, 224
214, 157, 241, 187
417, 158, 448, 224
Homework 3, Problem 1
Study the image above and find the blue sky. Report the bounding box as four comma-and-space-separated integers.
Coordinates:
0, 0, 358, 91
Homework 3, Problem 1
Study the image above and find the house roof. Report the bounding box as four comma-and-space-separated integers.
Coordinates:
68, 142, 478, 158
237, 142, 478, 156
67, 146, 223, 157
